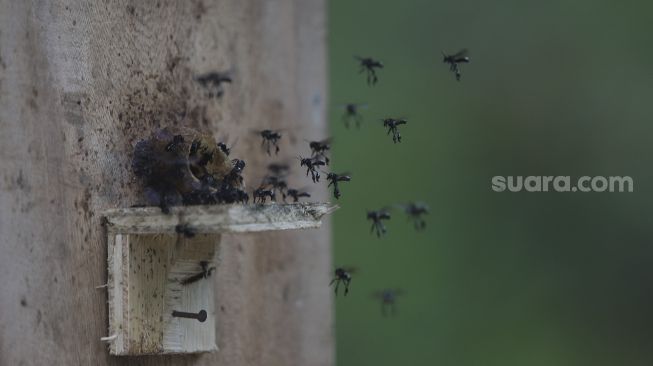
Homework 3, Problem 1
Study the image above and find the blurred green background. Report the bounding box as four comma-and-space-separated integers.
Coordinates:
328, 1, 653, 365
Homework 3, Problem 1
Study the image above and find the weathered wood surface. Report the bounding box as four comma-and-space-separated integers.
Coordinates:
104, 203, 338, 234
0, 1, 331, 365
108, 233, 218, 355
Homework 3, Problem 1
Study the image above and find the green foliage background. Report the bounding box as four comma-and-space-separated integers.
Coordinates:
328, 1, 653, 365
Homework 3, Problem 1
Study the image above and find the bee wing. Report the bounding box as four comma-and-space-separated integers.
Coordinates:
392, 203, 411, 212
249, 128, 286, 135
336, 103, 368, 110
452, 49, 469, 58
316, 137, 334, 145
378, 205, 394, 213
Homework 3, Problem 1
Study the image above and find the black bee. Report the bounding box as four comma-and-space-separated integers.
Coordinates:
258, 130, 282, 156
223, 159, 246, 187
216, 185, 249, 204
284, 188, 311, 203
166, 134, 185, 153
326, 172, 351, 199
217, 142, 231, 156
175, 224, 196, 238
299, 156, 326, 183
397, 202, 429, 230
340, 103, 367, 129
252, 186, 276, 203
382, 118, 407, 143
268, 162, 291, 176
180, 261, 216, 285
442, 49, 470, 81
373, 288, 403, 316
367, 208, 391, 237
355, 56, 383, 86
144, 187, 183, 215
308, 138, 332, 165
195, 71, 233, 98
262, 175, 288, 197
189, 139, 214, 167
330, 267, 355, 296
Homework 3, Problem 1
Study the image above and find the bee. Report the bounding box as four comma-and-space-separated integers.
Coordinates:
442, 49, 470, 81
396, 201, 429, 230
330, 267, 356, 296
256, 130, 282, 156
180, 261, 216, 285
355, 56, 383, 85
252, 185, 276, 203
284, 188, 311, 203
267, 162, 291, 177
326, 172, 351, 199
175, 224, 196, 238
195, 71, 233, 98
367, 208, 391, 237
299, 156, 326, 183
261, 175, 288, 198
308, 138, 332, 165
373, 288, 403, 316
223, 159, 246, 187
382, 118, 407, 143
339, 103, 368, 129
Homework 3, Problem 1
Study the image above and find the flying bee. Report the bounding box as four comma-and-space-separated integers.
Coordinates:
180, 261, 216, 285
326, 172, 352, 199
284, 188, 311, 203
373, 288, 403, 316
442, 49, 470, 81
308, 138, 332, 165
339, 103, 368, 129
255, 129, 282, 156
330, 267, 356, 296
267, 162, 291, 177
396, 201, 429, 230
367, 208, 391, 237
299, 156, 326, 183
195, 71, 233, 98
175, 224, 196, 238
355, 56, 383, 86
252, 185, 276, 203
382, 118, 407, 143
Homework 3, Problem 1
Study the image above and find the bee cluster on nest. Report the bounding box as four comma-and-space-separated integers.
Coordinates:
132, 127, 248, 213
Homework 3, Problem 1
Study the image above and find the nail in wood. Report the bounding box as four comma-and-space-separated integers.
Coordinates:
171, 309, 207, 322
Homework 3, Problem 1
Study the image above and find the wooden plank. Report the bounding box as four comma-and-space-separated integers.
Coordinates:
104, 203, 337, 235
108, 234, 219, 355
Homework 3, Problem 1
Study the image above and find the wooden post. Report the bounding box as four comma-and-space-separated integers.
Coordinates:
0, 1, 331, 365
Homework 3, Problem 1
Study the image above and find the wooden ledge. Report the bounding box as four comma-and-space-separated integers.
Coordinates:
103, 202, 338, 235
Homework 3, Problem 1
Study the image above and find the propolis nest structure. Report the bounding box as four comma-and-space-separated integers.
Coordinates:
132, 127, 248, 211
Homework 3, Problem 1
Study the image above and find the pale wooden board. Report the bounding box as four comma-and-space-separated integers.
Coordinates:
107, 203, 336, 355
104, 203, 337, 234
108, 233, 219, 355
0, 1, 331, 365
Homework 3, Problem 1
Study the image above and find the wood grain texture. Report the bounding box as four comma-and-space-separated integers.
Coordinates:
0, 1, 331, 365
104, 203, 337, 234
108, 233, 218, 355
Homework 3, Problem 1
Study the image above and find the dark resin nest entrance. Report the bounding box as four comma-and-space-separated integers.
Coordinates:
102, 203, 336, 355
